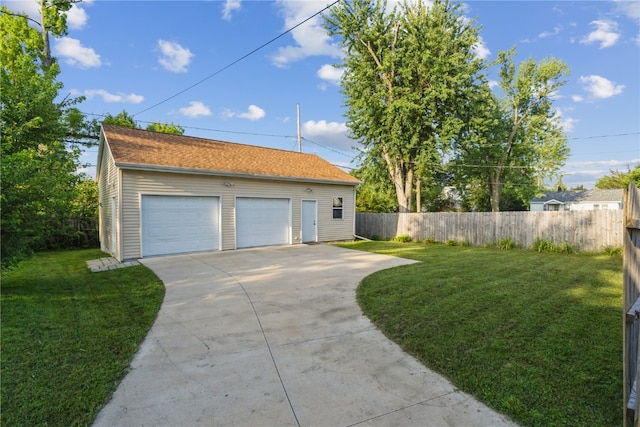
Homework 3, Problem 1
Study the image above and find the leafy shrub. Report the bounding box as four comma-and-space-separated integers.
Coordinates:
423, 238, 438, 245
460, 240, 471, 247
558, 241, 575, 254
603, 246, 623, 256
497, 237, 517, 250
533, 238, 554, 253
393, 234, 412, 243
532, 238, 574, 254
445, 239, 458, 246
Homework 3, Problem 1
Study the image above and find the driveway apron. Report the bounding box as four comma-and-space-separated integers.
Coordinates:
93, 244, 516, 427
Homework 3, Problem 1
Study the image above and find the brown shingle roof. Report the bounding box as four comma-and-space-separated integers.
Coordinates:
101, 124, 360, 185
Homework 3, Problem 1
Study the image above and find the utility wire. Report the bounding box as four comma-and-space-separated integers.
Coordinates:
301, 137, 355, 159
132, 0, 342, 117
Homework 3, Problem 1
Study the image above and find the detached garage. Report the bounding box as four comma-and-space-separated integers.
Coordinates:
97, 124, 360, 261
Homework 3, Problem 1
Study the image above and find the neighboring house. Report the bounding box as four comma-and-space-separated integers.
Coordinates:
529, 189, 624, 212
97, 124, 361, 261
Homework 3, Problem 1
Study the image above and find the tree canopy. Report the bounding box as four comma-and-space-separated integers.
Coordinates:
451, 48, 570, 211
326, 0, 571, 213
595, 165, 640, 189
102, 110, 185, 135
1, 3, 88, 267
325, 0, 485, 213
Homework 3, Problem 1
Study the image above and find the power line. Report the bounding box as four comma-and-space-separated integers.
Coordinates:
132, 0, 342, 117
81, 111, 296, 140
301, 137, 355, 159
568, 132, 640, 140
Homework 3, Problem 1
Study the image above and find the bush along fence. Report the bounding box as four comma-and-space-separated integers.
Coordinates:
624, 182, 640, 427
356, 210, 623, 252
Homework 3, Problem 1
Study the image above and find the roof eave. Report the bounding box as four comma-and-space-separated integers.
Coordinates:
115, 162, 361, 186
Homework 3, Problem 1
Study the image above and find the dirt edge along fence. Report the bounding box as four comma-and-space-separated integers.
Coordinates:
624, 182, 640, 427
356, 210, 623, 252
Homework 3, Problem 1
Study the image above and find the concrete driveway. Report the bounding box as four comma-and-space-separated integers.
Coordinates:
93, 244, 515, 427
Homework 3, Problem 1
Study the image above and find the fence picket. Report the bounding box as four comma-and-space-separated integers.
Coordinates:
356, 210, 623, 252
624, 182, 640, 427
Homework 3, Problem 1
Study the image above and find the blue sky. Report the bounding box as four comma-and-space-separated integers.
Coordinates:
6, 0, 640, 189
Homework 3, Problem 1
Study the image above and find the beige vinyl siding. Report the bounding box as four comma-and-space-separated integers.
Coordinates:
97, 144, 119, 256
120, 170, 356, 259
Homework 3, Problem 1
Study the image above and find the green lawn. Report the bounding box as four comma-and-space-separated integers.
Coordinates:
1, 249, 165, 426
338, 241, 623, 427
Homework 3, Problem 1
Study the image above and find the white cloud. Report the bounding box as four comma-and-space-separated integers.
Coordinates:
53, 37, 101, 68
567, 159, 640, 168
222, 0, 241, 21
271, 1, 342, 67
179, 101, 212, 118
66, 2, 91, 30
581, 20, 621, 48
472, 36, 491, 59
613, 0, 640, 20
317, 64, 344, 84
4, 0, 92, 29
561, 117, 578, 132
224, 105, 266, 121
83, 89, 143, 104
302, 120, 355, 152
538, 25, 563, 39
239, 105, 266, 120
572, 94, 584, 102
2, 1, 39, 19
557, 111, 577, 132
158, 40, 193, 73
303, 120, 348, 137
579, 75, 625, 99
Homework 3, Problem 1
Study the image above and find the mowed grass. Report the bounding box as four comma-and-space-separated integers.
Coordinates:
337, 241, 623, 427
1, 249, 165, 426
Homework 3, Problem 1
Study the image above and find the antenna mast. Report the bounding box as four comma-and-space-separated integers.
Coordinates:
297, 103, 301, 153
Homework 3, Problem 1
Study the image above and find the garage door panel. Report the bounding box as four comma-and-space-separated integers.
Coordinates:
142, 195, 219, 257
236, 198, 290, 249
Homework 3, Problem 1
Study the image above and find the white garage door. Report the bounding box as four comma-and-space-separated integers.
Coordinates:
141, 195, 220, 257
236, 198, 290, 248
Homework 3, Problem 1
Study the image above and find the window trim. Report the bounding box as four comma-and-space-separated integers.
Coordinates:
332, 196, 343, 220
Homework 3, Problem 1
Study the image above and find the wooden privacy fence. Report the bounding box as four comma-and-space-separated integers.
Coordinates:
624, 182, 640, 426
356, 210, 623, 252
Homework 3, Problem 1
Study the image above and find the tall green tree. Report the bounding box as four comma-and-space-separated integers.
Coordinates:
452, 49, 570, 211
595, 165, 640, 189
1, 3, 84, 267
325, 0, 485, 213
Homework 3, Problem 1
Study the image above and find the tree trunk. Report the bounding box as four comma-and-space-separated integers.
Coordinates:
489, 168, 502, 212
39, 0, 53, 69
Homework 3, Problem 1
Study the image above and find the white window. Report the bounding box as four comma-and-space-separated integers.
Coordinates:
333, 197, 343, 219
594, 204, 600, 210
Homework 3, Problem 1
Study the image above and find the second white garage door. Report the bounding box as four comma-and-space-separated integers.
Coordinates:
236, 197, 290, 248
141, 195, 220, 257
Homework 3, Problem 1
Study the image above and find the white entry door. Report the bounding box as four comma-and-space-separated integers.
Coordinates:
301, 200, 317, 243
141, 195, 220, 257
236, 197, 290, 248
